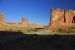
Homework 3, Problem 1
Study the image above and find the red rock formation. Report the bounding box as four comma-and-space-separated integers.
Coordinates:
21, 18, 28, 27
49, 8, 75, 31
0, 12, 4, 23
0, 13, 44, 31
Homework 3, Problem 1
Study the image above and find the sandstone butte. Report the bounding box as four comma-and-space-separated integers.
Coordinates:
49, 8, 75, 31
0, 12, 44, 31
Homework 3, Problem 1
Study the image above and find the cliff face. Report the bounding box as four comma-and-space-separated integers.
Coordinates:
49, 9, 75, 31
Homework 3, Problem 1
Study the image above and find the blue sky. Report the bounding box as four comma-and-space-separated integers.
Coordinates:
0, 0, 75, 25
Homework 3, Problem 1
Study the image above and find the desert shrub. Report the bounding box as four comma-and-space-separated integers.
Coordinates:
26, 28, 40, 33
52, 30, 55, 32
65, 29, 75, 33
17, 30, 23, 33
8, 29, 13, 32
58, 28, 63, 33
26, 29, 32, 33
33, 28, 39, 32
50, 28, 55, 32
67, 29, 71, 33
26, 29, 34, 33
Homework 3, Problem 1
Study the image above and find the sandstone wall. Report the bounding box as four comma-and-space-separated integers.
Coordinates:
50, 9, 75, 31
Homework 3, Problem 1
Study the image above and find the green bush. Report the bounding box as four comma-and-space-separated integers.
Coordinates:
52, 30, 55, 32
17, 30, 23, 33
58, 28, 63, 33
65, 29, 75, 33
26, 28, 41, 33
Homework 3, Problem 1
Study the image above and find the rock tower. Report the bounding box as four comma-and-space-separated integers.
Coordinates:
0, 12, 4, 23
21, 18, 28, 27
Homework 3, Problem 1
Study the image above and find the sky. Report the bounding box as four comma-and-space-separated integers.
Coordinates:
0, 0, 75, 25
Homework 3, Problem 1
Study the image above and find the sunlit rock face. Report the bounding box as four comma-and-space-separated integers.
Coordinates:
49, 8, 75, 31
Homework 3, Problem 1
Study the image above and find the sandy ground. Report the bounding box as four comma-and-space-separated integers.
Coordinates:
25, 30, 75, 35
